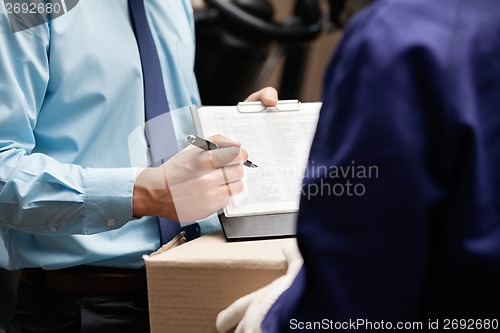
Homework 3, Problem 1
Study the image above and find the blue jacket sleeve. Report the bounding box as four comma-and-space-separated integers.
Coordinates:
264, 0, 500, 330
0, 9, 135, 235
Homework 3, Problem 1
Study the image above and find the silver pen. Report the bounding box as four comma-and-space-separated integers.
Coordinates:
187, 135, 258, 168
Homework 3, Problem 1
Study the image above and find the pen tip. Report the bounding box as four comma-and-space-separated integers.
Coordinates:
245, 161, 258, 168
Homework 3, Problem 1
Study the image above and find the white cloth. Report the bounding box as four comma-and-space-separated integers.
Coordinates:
216, 239, 303, 333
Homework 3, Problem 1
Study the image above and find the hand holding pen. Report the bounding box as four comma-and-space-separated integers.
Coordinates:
187, 135, 258, 168
134, 134, 248, 222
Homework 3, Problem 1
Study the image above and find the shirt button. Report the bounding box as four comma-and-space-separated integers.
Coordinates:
106, 218, 116, 227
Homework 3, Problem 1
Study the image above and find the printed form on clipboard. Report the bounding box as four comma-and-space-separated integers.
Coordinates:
192, 100, 322, 218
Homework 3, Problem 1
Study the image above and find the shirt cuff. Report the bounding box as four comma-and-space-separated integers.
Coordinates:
198, 213, 222, 235
83, 167, 137, 234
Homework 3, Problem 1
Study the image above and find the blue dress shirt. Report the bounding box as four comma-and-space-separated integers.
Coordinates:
0, 0, 219, 270
263, 0, 500, 330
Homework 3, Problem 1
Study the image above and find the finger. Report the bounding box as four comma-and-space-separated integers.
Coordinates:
216, 291, 258, 333
216, 140, 241, 149
224, 179, 244, 197
215, 164, 244, 186
220, 166, 244, 198
244, 87, 278, 107
207, 134, 241, 148
207, 179, 244, 202
169, 178, 230, 222
169, 164, 244, 195
223, 171, 233, 197
209, 147, 248, 168
162, 143, 247, 188
208, 150, 216, 170
165, 146, 242, 180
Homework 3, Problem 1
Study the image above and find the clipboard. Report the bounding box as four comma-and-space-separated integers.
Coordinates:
192, 100, 321, 241
236, 99, 301, 113
219, 212, 297, 242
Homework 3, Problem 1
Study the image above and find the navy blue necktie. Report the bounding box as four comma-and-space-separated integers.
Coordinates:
128, 0, 200, 243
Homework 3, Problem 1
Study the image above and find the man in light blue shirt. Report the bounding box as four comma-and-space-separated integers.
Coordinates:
0, 0, 277, 331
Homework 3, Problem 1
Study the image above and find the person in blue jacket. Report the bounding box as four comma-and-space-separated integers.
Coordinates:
263, 0, 500, 331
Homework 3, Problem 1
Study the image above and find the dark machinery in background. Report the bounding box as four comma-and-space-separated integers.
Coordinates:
194, 0, 372, 105
194, 0, 324, 105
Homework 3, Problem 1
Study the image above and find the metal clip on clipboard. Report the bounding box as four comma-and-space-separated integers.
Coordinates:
237, 99, 301, 113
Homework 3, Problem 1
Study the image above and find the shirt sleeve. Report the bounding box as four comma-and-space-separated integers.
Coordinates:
0, 10, 135, 235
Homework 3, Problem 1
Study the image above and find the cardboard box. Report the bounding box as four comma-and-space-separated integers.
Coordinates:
144, 231, 289, 333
